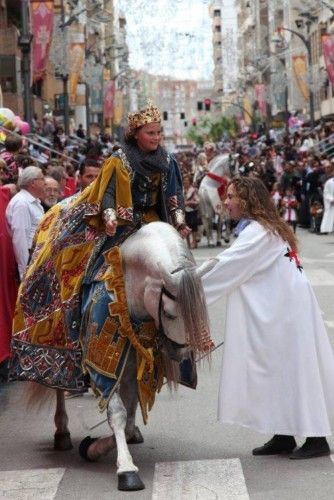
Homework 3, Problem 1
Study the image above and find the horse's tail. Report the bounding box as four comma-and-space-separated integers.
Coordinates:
25, 382, 55, 410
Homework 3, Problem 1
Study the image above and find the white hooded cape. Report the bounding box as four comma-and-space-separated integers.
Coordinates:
202, 220, 334, 437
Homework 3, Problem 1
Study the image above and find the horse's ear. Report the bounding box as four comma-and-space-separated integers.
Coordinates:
156, 261, 179, 291
195, 259, 219, 278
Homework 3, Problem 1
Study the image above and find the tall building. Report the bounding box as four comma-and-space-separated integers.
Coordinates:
235, 0, 271, 129
209, 1, 224, 101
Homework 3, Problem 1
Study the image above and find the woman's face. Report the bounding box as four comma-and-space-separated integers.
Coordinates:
135, 122, 162, 152
224, 184, 242, 221
183, 176, 191, 188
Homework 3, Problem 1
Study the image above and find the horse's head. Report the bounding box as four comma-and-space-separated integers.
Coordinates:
143, 259, 217, 363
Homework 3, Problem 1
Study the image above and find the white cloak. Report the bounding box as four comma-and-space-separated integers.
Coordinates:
202, 221, 334, 436
320, 176, 334, 233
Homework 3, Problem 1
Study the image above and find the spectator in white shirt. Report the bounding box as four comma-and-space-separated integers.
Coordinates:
6, 166, 45, 280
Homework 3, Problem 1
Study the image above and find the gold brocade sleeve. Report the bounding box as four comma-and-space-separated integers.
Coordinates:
81, 156, 133, 231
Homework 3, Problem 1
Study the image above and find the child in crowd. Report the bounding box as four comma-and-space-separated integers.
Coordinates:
309, 200, 324, 234
271, 182, 282, 211
281, 187, 298, 233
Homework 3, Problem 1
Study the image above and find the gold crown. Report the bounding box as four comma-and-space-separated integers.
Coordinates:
128, 100, 161, 130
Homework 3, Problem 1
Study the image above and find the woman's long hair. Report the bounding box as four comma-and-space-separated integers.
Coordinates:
231, 176, 298, 251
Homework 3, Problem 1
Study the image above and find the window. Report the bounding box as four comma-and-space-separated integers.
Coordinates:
0, 55, 17, 93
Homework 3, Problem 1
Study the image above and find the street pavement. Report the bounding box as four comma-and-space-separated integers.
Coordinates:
1, 228, 334, 499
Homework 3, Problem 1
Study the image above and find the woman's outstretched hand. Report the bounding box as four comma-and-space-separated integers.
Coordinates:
178, 224, 192, 239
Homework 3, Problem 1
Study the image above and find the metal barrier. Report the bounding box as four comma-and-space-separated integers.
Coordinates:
311, 133, 334, 159
0, 126, 81, 164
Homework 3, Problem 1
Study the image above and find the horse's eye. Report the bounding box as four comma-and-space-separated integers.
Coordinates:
163, 310, 177, 320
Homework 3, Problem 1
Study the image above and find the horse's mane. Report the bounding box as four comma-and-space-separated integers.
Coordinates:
178, 265, 211, 353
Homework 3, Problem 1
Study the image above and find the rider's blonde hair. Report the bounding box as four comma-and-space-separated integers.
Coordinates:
230, 176, 298, 251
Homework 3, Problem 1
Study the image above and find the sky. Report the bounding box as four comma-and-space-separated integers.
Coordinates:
117, 0, 237, 81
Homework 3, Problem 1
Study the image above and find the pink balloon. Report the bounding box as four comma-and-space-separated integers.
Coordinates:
14, 115, 22, 125
19, 121, 31, 134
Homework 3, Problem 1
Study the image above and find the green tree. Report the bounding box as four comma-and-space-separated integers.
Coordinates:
186, 114, 237, 146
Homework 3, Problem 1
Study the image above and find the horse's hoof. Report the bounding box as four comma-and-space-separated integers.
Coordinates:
118, 472, 145, 491
79, 436, 98, 462
216, 241, 221, 247
127, 426, 144, 444
54, 432, 73, 451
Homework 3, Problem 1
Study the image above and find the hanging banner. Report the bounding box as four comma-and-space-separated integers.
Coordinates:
69, 43, 85, 106
90, 75, 103, 114
113, 90, 124, 125
255, 84, 267, 118
31, 0, 54, 82
243, 96, 252, 126
322, 35, 334, 86
292, 55, 309, 100
103, 81, 115, 119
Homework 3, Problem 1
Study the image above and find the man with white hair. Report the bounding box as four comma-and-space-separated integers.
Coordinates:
41, 176, 61, 211
6, 166, 45, 280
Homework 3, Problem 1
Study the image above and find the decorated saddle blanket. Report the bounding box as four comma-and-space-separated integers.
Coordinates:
9, 245, 166, 423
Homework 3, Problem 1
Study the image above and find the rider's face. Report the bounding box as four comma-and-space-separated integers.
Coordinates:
224, 184, 242, 221
135, 122, 162, 153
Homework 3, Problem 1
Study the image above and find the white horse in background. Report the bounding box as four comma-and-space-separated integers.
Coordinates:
198, 153, 234, 247
20, 222, 215, 492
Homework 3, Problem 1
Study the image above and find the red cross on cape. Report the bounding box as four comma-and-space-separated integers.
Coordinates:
284, 248, 303, 273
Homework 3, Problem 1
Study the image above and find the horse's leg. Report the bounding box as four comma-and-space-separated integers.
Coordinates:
208, 216, 214, 247
223, 215, 231, 243
216, 218, 222, 246
108, 391, 145, 491
120, 349, 143, 444
54, 389, 73, 450
202, 215, 212, 247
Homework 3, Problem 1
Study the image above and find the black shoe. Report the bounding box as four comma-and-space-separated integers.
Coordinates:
252, 435, 297, 456
290, 437, 330, 460
0, 360, 9, 383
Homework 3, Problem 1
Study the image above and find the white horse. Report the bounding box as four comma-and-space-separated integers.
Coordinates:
23, 222, 215, 492
198, 153, 233, 247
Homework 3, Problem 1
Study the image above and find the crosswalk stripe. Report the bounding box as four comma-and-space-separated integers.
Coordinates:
0, 468, 65, 499
152, 458, 249, 499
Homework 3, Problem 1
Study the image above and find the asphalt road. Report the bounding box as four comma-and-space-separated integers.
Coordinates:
1, 228, 334, 499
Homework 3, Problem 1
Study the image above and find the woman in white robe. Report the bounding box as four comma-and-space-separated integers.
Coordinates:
201, 176, 334, 459
320, 165, 334, 234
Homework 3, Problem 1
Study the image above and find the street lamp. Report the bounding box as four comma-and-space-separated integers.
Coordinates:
278, 23, 316, 128
60, 0, 69, 135
18, 0, 33, 126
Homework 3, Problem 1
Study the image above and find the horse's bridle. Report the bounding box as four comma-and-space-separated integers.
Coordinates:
157, 285, 188, 349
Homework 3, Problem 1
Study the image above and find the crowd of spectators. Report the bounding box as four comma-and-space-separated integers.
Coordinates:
174, 123, 334, 239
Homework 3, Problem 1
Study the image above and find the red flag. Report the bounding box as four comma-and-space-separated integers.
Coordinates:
322, 35, 334, 86
31, 1, 54, 82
